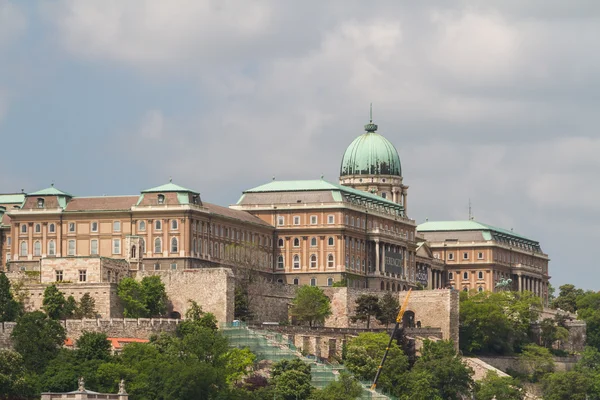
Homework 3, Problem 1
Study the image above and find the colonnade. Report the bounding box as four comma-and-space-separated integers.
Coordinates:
373, 239, 410, 278
517, 273, 547, 300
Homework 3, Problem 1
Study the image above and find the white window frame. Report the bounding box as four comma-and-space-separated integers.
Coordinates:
171, 220, 178, 230
277, 216, 284, 226
463, 271, 468, 280
293, 255, 300, 269
35, 224, 41, 233
79, 269, 87, 282
293, 216, 300, 226
112, 238, 121, 255
49, 223, 55, 233
448, 272, 454, 280
155, 220, 162, 230
293, 278, 299, 285
91, 239, 98, 255
171, 237, 178, 253
139, 221, 146, 231
310, 254, 317, 269
277, 255, 284, 269
328, 237, 334, 246
478, 252, 484, 260
293, 238, 300, 247
310, 215, 317, 225
20, 224, 27, 234
55, 270, 63, 282
68, 240, 76, 256
34, 241, 41, 256
463, 252, 469, 260
478, 271, 484, 280
310, 237, 317, 247
310, 278, 316, 287
327, 215, 334, 224
48, 240, 55, 256
327, 277, 333, 286
448, 253, 454, 260
113, 221, 121, 232
69, 222, 76, 232
91, 222, 98, 232
327, 254, 334, 268
154, 238, 162, 253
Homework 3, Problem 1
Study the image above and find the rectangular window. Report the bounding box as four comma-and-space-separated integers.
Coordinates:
49, 224, 55, 233
293, 216, 300, 225
448, 272, 454, 280
91, 222, 98, 232
478, 252, 484, 260
310, 215, 317, 225
448, 253, 454, 260
171, 263, 177, 270
478, 271, 484, 280
327, 215, 334, 224
463, 252, 469, 260
79, 270, 87, 282
6, 253, 10, 263
113, 221, 121, 232
21, 224, 27, 234
463, 271, 469, 280
69, 222, 76, 232
7, 237, 11, 246
154, 263, 160, 271
91, 239, 98, 255
113, 239, 121, 255
68, 240, 76, 256
55, 270, 63, 282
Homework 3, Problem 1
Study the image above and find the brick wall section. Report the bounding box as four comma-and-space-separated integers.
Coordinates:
0, 318, 180, 349
136, 269, 235, 323
22, 283, 121, 318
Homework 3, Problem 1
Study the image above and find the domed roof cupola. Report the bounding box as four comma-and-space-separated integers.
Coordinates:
339, 114, 401, 177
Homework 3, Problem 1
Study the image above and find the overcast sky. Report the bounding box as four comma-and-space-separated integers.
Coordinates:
1, 1, 599, 290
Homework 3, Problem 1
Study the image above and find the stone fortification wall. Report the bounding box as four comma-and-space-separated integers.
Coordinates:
0, 318, 180, 349
247, 280, 296, 323
478, 355, 581, 373
22, 283, 121, 318
135, 268, 235, 323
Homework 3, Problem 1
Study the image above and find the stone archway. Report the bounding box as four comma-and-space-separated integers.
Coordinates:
402, 310, 415, 328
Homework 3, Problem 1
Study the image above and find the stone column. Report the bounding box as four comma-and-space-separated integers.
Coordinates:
302, 236, 308, 271
518, 274, 522, 292
42, 222, 47, 256
402, 192, 408, 214
381, 243, 386, 273
163, 219, 169, 257
319, 236, 325, 271
27, 223, 33, 260
375, 240, 380, 273
285, 237, 291, 271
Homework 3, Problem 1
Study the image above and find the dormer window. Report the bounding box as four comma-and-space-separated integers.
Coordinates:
37, 198, 44, 208
157, 194, 165, 204
192, 195, 200, 204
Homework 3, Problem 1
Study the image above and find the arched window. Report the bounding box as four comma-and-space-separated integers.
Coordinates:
35, 224, 41, 233
293, 278, 299, 285
37, 198, 44, 208
171, 220, 178, 230
48, 240, 56, 256
310, 278, 316, 287
140, 238, 145, 254
155, 220, 162, 230
171, 237, 178, 253
328, 237, 334, 246
154, 238, 162, 253
380, 281, 385, 290
478, 286, 483, 292
293, 255, 300, 269
293, 238, 300, 247
310, 237, 317, 247
310, 254, 317, 268
34, 241, 41, 256
386, 282, 390, 291
131, 245, 137, 258
20, 224, 26, 234
392, 283, 396, 291
277, 255, 285, 269
327, 254, 334, 268
20, 241, 27, 256
157, 194, 165, 204
327, 277, 333, 286
49, 223, 55, 233
278, 238, 284, 248
139, 221, 146, 231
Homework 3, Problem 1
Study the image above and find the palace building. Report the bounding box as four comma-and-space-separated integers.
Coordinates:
0, 114, 549, 300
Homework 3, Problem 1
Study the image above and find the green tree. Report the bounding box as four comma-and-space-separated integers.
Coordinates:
141, 276, 168, 317
541, 371, 593, 400
551, 284, 584, 313
0, 350, 37, 399
63, 296, 77, 319
345, 332, 408, 394
234, 286, 252, 321
539, 317, 569, 350
76, 331, 112, 361
519, 344, 554, 382
290, 286, 331, 327
271, 358, 312, 378
42, 284, 67, 319
273, 370, 312, 400
376, 292, 400, 328
411, 340, 473, 400
11, 311, 66, 373
223, 347, 255, 385
76, 293, 97, 319
310, 372, 363, 400
474, 371, 524, 400
0, 273, 20, 322
350, 294, 380, 329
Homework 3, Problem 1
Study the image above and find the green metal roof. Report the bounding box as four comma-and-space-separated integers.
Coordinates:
243, 179, 404, 211
417, 220, 536, 243
0, 194, 25, 204
340, 122, 402, 177
29, 186, 73, 197
141, 182, 199, 194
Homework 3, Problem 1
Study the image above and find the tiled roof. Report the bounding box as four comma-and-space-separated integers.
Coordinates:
204, 202, 272, 227
417, 220, 535, 243
1, 213, 11, 226
65, 196, 139, 211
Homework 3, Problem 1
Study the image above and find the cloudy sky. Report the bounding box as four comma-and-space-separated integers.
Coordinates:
1, 1, 599, 289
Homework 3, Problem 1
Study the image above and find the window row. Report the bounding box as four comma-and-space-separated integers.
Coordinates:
446, 251, 485, 261
284, 277, 335, 287
278, 237, 337, 248
20, 220, 127, 234
277, 215, 336, 226
277, 254, 335, 269
54, 269, 87, 282
448, 271, 486, 280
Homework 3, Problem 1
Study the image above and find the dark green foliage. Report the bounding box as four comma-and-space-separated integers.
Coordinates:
539, 317, 569, 349
271, 358, 311, 378
396, 370, 442, 400
177, 301, 219, 336
117, 276, 167, 318
11, 311, 66, 373
290, 285, 332, 327
518, 344, 554, 382
551, 284, 584, 313
310, 372, 363, 400
0, 273, 20, 322
411, 340, 473, 400
0, 350, 38, 399
350, 294, 380, 329
541, 371, 594, 400
234, 286, 252, 321
376, 292, 399, 328
42, 285, 66, 320
63, 296, 77, 319
344, 332, 408, 394
76, 332, 111, 361
75, 293, 97, 319
271, 359, 313, 400
459, 290, 541, 355
474, 371, 524, 400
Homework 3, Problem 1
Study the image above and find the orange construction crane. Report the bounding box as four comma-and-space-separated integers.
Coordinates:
370, 289, 412, 391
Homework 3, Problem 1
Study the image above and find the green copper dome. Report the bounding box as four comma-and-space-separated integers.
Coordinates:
340, 122, 402, 177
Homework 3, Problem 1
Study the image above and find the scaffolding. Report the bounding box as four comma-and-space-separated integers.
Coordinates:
221, 323, 396, 399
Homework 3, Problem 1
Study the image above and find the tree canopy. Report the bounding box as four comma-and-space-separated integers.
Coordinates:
0, 273, 20, 322
117, 276, 168, 318
290, 286, 332, 327
350, 294, 380, 329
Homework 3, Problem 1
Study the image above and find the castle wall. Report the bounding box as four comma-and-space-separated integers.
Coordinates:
135, 268, 235, 323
